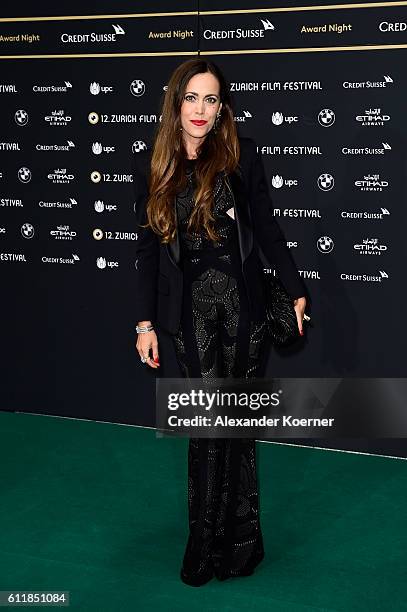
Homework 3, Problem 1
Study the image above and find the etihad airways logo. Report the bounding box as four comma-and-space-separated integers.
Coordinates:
353, 237, 388, 255
47, 168, 75, 184
354, 173, 389, 192
44, 110, 72, 126
61, 24, 125, 44
203, 18, 275, 40
355, 107, 391, 126
50, 224, 77, 240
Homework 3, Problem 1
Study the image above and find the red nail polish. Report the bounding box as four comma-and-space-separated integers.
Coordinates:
300, 330, 304, 336
154, 356, 160, 363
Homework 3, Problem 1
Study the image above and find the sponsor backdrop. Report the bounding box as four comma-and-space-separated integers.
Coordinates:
0, 1, 406, 456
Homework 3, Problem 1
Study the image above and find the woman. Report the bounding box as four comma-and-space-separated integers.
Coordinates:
133, 59, 307, 586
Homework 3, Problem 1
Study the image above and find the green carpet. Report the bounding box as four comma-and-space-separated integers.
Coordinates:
0, 411, 406, 611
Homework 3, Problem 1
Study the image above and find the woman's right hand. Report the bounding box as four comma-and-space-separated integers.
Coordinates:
136, 322, 160, 368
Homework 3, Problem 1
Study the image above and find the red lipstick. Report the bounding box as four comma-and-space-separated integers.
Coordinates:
191, 120, 207, 126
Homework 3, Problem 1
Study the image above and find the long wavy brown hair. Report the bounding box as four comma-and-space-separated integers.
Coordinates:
142, 58, 241, 244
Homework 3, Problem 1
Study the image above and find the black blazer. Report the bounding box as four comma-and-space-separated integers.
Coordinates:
132, 136, 307, 335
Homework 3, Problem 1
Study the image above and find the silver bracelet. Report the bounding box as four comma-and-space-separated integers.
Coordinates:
136, 324, 154, 334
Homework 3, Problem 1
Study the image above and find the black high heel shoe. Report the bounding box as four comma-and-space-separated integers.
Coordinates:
180, 566, 214, 586
180, 533, 215, 586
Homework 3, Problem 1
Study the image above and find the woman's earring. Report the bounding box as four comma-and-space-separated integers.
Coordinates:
213, 112, 221, 133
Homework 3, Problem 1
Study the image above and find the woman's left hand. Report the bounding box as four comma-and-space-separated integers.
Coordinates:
293, 296, 307, 336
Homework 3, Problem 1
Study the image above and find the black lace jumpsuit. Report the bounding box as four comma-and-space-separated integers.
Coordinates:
173, 157, 270, 585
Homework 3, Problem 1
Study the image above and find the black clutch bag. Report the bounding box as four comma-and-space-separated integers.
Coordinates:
263, 274, 300, 346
